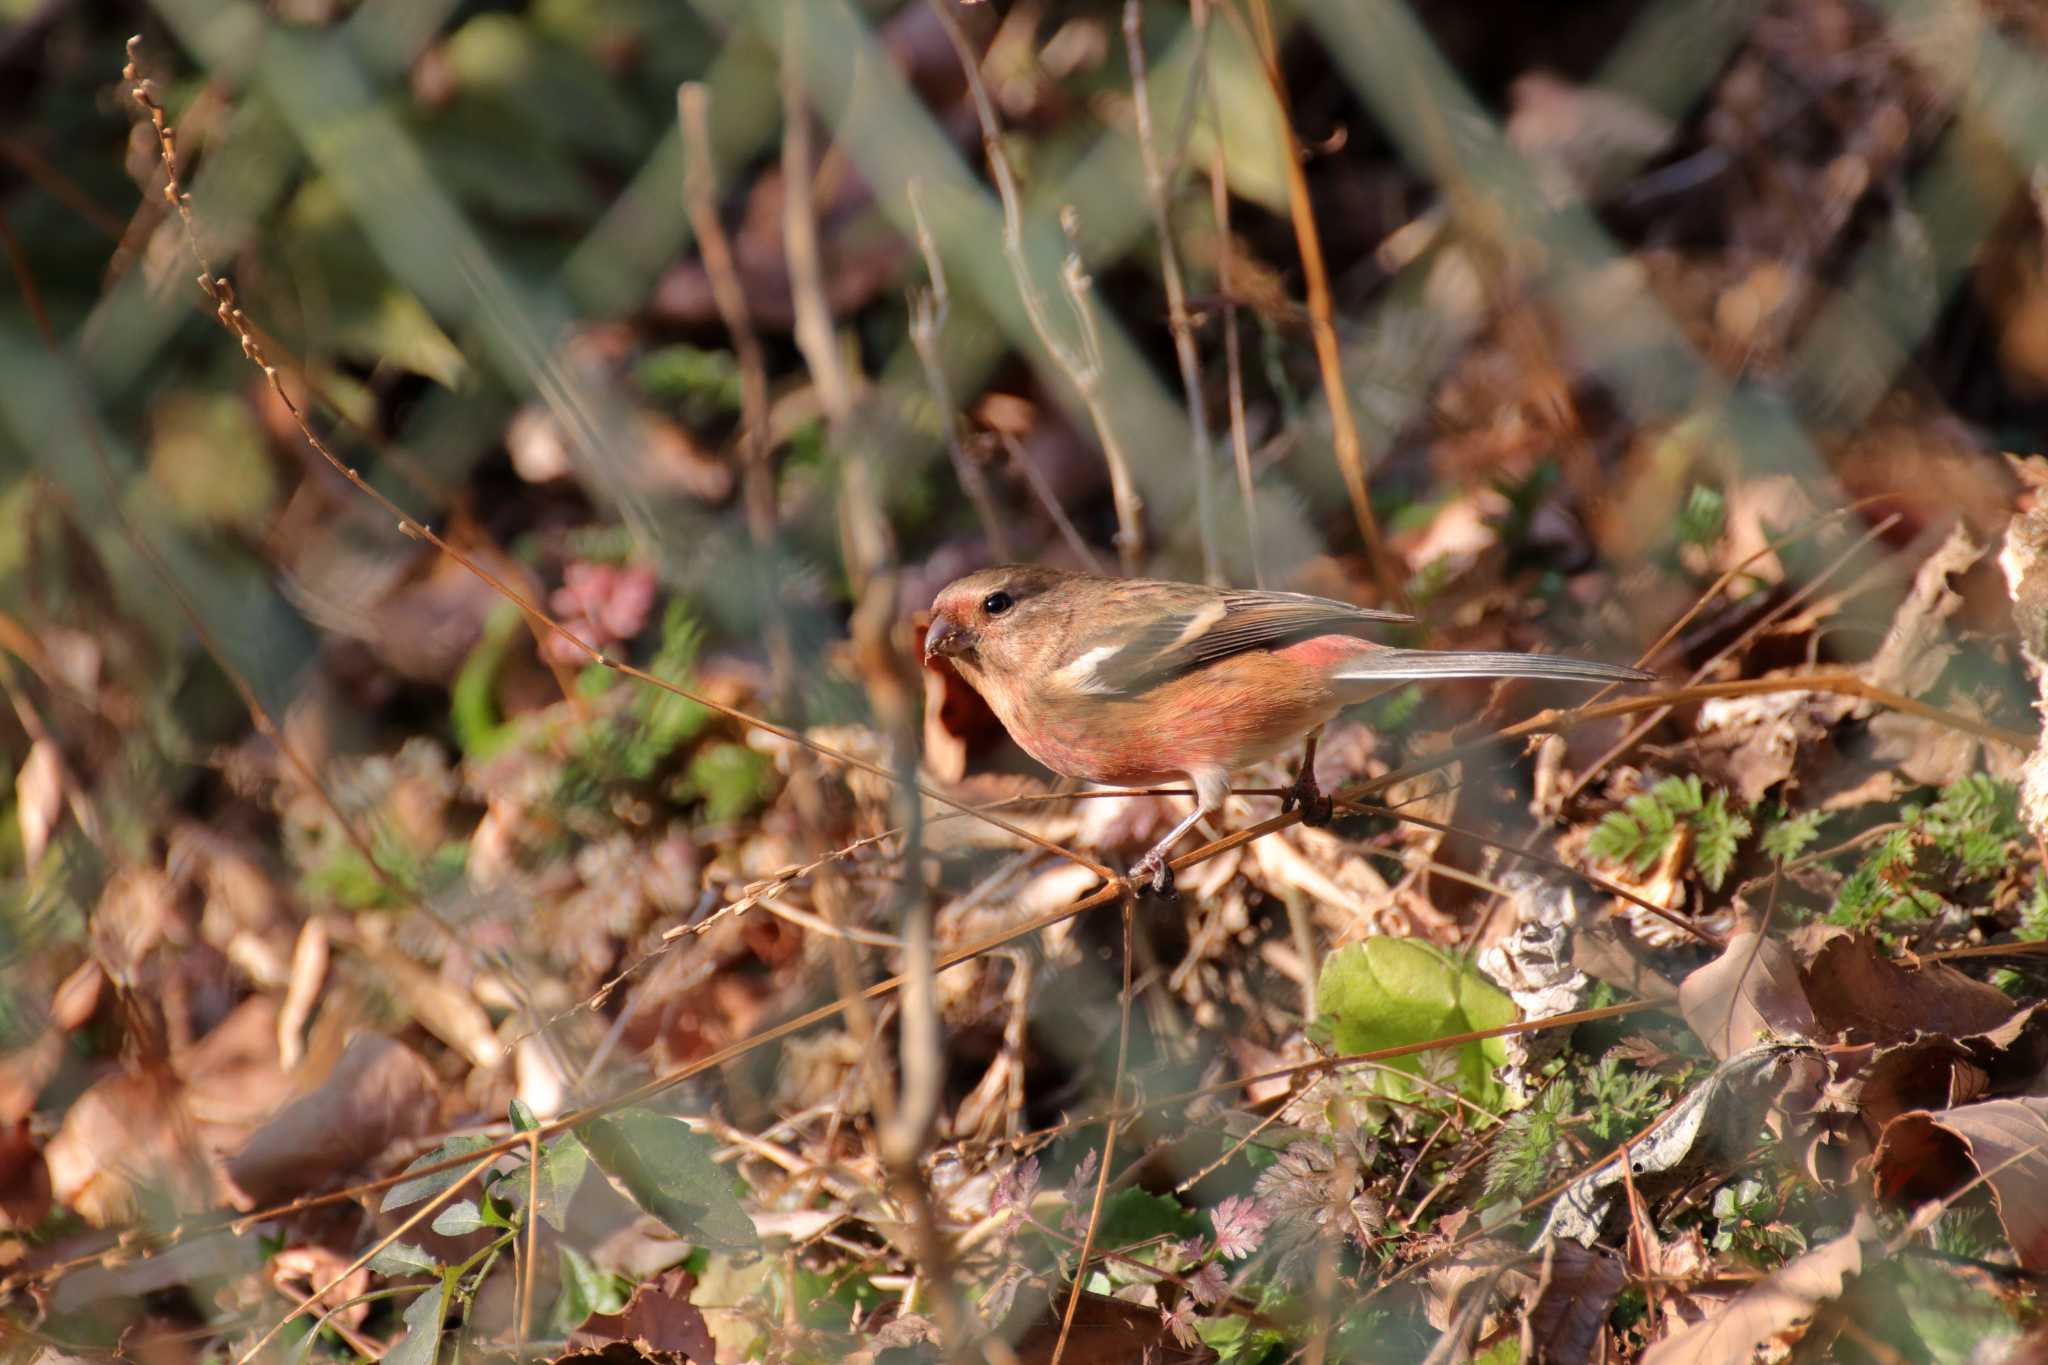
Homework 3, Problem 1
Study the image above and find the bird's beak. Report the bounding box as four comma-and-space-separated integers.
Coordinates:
924, 615, 970, 662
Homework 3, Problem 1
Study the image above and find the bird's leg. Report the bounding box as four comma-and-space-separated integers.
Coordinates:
1282, 726, 1334, 827
1127, 767, 1229, 900
1128, 807, 1206, 899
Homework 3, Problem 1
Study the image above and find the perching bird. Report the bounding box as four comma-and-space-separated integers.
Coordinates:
922, 566, 1654, 896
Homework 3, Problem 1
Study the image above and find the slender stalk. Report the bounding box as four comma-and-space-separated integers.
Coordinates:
1243, 0, 1405, 608
1125, 0, 1218, 582
928, 0, 1145, 573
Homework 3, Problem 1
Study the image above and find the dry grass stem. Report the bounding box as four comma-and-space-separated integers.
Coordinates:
998, 430, 1106, 572
907, 179, 1013, 559
1198, 0, 1265, 585
928, 0, 1146, 574
679, 80, 797, 701
1241, 0, 1405, 609
1049, 900, 1137, 1365
1125, 0, 1219, 582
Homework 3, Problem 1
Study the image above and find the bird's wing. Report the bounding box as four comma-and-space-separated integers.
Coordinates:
1060, 588, 1414, 696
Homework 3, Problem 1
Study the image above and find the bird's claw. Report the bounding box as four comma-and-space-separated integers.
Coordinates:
1283, 769, 1335, 828
1126, 854, 1177, 901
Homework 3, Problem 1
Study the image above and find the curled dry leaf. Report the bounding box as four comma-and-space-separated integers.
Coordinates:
564, 1266, 715, 1365
1476, 873, 1590, 1107
1798, 933, 2016, 1046
1639, 1216, 1874, 1365
1679, 931, 1818, 1060
14, 739, 63, 870
45, 1066, 210, 1225
1871, 1097, 2048, 1271
1857, 1002, 2048, 1129
226, 1032, 442, 1207
1545, 1044, 1828, 1246
1520, 1238, 1624, 1365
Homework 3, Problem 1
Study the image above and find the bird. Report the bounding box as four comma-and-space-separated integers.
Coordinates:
922, 565, 1655, 897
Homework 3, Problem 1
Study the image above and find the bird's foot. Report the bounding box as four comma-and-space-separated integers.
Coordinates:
1282, 766, 1335, 828
1126, 852, 1177, 901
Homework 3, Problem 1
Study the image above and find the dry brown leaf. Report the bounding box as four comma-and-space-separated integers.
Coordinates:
1799, 934, 2017, 1046
225, 1032, 442, 1207
276, 916, 329, 1071
1862, 522, 1983, 699
45, 1067, 211, 1226
564, 1266, 716, 1364
1871, 1097, 2048, 1270
1639, 1216, 1871, 1364
1679, 931, 1818, 1060
1547, 1044, 1827, 1245
1521, 1238, 1624, 1365
1005, 1285, 1217, 1364
14, 739, 63, 870
1855, 1003, 2048, 1130
358, 941, 505, 1071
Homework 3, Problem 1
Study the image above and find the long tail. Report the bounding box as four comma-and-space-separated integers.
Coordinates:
1334, 648, 1655, 687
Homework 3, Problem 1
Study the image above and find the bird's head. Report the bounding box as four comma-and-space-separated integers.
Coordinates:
923, 564, 1077, 677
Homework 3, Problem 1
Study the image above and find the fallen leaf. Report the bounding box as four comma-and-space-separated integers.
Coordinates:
1639, 1216, 1872, 1364
1856, 1003, 2048, 1129
1001, 1284, 1217, 1364
1799, 934, 2016, 1046
1679, 931, 1818, 1060
1546, 1045, 1826, 1246
1871, 1098, 2048, 1270
564, 1266, 715, 1364
14, 740, 63, 870
45, 1066, 211, 1225
1521, 1238, 1624, 1365
226, 1032, 443, 1207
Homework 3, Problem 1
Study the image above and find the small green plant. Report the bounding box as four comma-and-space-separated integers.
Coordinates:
320, 1102, 756, 1364
1485, 1076, 1573, 1200
1759, 806, 1829, 861
2018, 878, 2048, 941
1314, 939, 1517, 1110
1707, 1176, 1808, 1262
1828, 776, 2025, 931
1588, 775, 1753, 890
1675, 483, 1726, 547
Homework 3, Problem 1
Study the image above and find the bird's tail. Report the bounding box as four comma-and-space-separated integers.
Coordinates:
1333, 648, 1655, 689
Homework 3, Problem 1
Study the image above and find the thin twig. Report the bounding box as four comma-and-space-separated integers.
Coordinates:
1242, 0, 1404, 609
927, 0, 1146, 573
1125, 0, 1218, 582
1050, 898, 1136, 1365
679, 81, 795, 699
908, 180, 1012, 559
997, 430, 1104, 572
1198, 0, 1264, 586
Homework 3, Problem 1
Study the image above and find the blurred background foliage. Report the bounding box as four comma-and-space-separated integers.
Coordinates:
7, 0, 2048, 1356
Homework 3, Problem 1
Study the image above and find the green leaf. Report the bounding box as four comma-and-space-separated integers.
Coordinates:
1693, 791, 1753, 891
555, 1243, 628, 1331
1760, 809, 1828, 861
1315, 939, 1518, 1108
382, 1135, 495, 1212
579, 1109, 757, 1250
1093, 1187, 1195, 1252
510, 1098, 539, 1133
682, 743, 774, 823
385, 1272, 452, 1365
431, 1199, 487, 1236
508, 1131, 589, 1231
368, 1242, 442, 1277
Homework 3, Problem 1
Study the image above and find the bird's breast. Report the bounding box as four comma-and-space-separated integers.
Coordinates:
1003, 650, 1344, 786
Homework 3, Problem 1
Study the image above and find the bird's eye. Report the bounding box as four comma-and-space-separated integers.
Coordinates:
982, 590, 1014, 617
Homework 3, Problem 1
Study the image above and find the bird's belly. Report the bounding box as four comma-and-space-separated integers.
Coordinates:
1018, 660, 1340, 786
